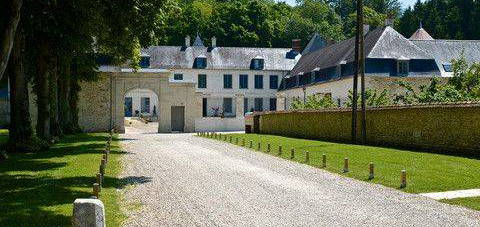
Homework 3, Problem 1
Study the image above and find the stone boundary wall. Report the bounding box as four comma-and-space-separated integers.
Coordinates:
257, 102, 480, 152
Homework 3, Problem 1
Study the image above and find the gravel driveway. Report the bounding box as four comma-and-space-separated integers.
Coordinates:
119, 131, 480, 226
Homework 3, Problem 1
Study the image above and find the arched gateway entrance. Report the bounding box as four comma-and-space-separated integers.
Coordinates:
109, 72, 201, 133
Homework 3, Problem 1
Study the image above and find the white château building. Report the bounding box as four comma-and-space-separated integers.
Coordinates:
117, 35, 301, 131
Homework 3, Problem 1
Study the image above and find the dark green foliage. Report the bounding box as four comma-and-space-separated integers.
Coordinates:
397, 0, 480, 40
346, 88, 392, 107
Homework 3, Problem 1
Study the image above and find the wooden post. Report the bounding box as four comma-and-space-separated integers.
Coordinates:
229, 136, 232, 143
305, 150, 309, 163
103, 154, 108, 163
400, 170, 407, 188
290, 148, 295, 159
368, 162, 374, 179
278, 145, 282, 156
257, 142, 261, 151
343, 158, 349, 173
249, 140, 253, 148
267, 143, 270, 153
236, 138, 239, 144
242, 139, 245, 146
93, 183, 100, 198
322, 154, 326, 168
96, 173, 102, 187
100, 161, 105, 175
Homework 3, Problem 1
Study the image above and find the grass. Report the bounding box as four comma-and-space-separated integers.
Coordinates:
201, 133, 480, 194
442, 197, 480, 211
0, 132, 126, 226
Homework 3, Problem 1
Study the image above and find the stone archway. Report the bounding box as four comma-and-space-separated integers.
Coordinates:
123, 88, 159, 133
112, 73, 163, 133
110, 72, 201, 133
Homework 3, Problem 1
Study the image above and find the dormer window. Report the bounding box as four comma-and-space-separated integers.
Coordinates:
194, 56, 207, 69
251, 57, 264, 70
139, 55, 150, 68
443, 63, 452, 72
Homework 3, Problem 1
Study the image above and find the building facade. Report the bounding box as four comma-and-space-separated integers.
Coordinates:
277, 23, 480, 110
98, 35, 301, 132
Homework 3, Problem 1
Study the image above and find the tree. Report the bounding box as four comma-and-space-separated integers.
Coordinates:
0, 0, 22, 79
346, 89, 392, 107
290, 94, 338, 110
344, 6, 387, 37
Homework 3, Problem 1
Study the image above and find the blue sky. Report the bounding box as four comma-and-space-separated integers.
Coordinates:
277, 0, 418, 9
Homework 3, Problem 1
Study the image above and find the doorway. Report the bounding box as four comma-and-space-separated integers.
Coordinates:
171, 106, 185, 132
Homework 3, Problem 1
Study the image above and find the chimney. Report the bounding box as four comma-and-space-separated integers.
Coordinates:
363, 24, 370, 35
292, 39, 302, 53
385, 19, 394, 27
185, 36, 191, 47
211, 36, 217, 48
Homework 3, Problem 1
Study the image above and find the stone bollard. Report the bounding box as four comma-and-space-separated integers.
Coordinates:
305, 150, 309, 163
278, 145, 282, 156
96, 173, 102, 188
93, 183, 100, 198
322, 154, 326, 168
369, 163, 375, 180
290, 148, 295, 159
249, 140, 253, 148
72, 198, 106, 227
400, 170, 407, 188
343, 158, 349, 173
257, 142, 261, 151
267, 143, 271, 153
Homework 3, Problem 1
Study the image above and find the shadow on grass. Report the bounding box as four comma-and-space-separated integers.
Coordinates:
0, 133, 141, 226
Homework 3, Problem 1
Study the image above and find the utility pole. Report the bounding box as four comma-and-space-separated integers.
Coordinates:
359, 1, 366, 144
352, 0, 364, 144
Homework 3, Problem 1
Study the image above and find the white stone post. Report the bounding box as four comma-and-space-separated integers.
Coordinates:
72, 198, 106, 227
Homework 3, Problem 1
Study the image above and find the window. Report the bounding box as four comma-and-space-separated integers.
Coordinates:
223, 98, 233, 113
244, 98, 249, 114
443, 63, 452, 72
139, 56, 150, 68
397, 60, 409, 76
239, 74, 248, 89
198, 74, 207, 88
269, 98, 277, 111
141, 97, 150, 113
194, 57, 207, 69
254, 98, 263, 111
223, 74, 232, 89
174, 74, 183, 80
202, 98, 207, 117
255, 75, 263, 89
269, 75, 278, 89
251, 59, 264, 70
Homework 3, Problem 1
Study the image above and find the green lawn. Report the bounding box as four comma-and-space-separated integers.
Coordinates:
203, 133, 480, 194
0, 132, 126, 226
442, 197, 480, 211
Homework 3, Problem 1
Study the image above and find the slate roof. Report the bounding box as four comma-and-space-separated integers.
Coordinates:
301, 33, 327, 55
411, 40, 480, 73
142, 46, 299, 71
290, 26, 432, 76
409, 28, 434, 40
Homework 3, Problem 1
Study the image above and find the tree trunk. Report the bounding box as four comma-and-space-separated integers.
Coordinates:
0, 0, 22, 79
58, 60, 73, 133
69, 77, 81, 133
7, 28, 35, 152
49, 57, 62, 137
35, 40, 51, 140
